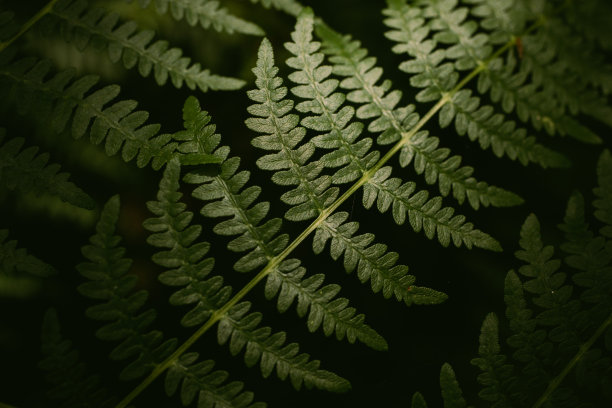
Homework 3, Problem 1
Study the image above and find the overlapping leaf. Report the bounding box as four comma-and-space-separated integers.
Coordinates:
382, 0, 571, 167
43, 0, 245, 92
77, 195, 178, 381
0, 52, 174, 169
144, 101, 351, 392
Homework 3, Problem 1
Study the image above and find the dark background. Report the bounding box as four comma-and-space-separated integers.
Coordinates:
0, 1, 610, 407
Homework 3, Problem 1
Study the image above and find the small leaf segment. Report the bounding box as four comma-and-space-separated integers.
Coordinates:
0, 128, 94, 209
0, 229, 56, 277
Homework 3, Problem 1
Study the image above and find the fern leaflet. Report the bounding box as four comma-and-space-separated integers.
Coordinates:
0, 129, 94, 209
129, 0, 265, 36
0, 229, 56, 277
42, 0, 245, 92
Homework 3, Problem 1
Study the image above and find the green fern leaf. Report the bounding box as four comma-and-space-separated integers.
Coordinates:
39, 309, 114, 408
77, 195, 178, 381
439, 363, 468, 408
218, 300, 351, 392
0, 229, 56, 277
445, 89, 570, 168
144, 155, 349, 392
411, 392, 429, 408
247, 37, 445, 307
129, 0, 264, 36
0, 53, 176, 169
177, 95, 385, 350
398, 132, 523, 208
470, 313, 515, 406
382, 0, 570, 168
0, 130, 95, 209
363, 166, 501, 251
316, 24, 523, 209
285, 9, 378, 186
144, 157, 229, 328
313, 211, 447, 305
166, 352, 266, 408
246, 36, 337, 223
503, 269, 548, 402
447, 0, 609, 144
43, 0, 245, 91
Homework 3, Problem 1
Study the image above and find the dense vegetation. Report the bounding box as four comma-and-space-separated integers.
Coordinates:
0, 0, 611, 407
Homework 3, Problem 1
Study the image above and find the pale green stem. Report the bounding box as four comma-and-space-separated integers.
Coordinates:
0, 0, 59, 53
116, 13, 546, 408
532, 310, 612, 408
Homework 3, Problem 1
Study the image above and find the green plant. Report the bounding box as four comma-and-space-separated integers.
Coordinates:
413, 150, 612, 408
0, 0, 610, 407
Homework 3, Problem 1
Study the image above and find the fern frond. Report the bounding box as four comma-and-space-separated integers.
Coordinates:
465, 0, 526, 43
165, 352, 266, 408
0, 129, 94, 209
285, 9, 499, 251
167, 96, 384, 350
0, 229, 56, 277
144, 157, 229, 328
382, 0, 570, 167
39, 309, 114, 408
285, 10, 377, 187
514, 214, 585, 361
560, 191, 612, 310
218, 300, 350, 392
139, 155, 346, 401
41, 0, 245, 92
129, 0, 265, 36
470, 313, 516, 407
316, 23, 523, 209
262, 261, 389, 349
503, 270, 548, 402
0, 53, 175, 169
398, 132, 523, 208
247, 0, 304, 17
439, 363, 468, 408
77, 195, 178, 381
180, 100, 294, 273
477, 51, 602, 144
313, 211, 446, 305
363, 166, 501, 250
456, 1, 609, 144
443, 89, 570, 168
411, 392, 429, 408
246, 37, 445, 306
